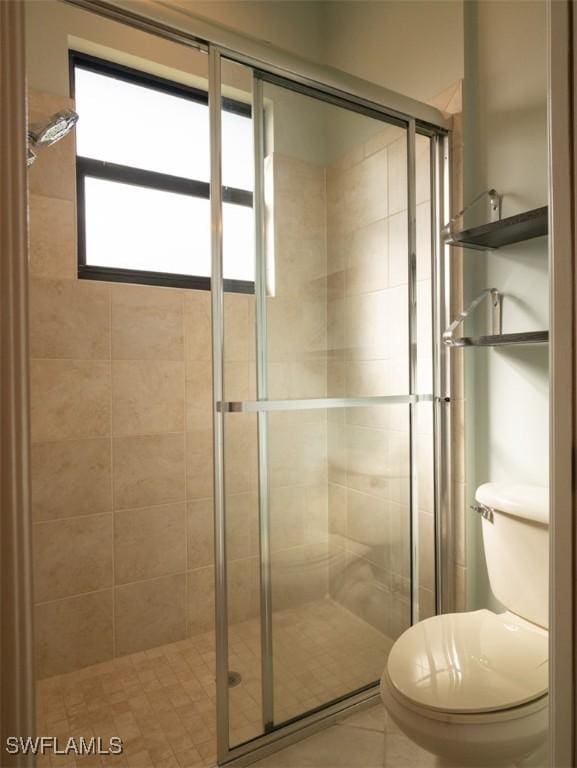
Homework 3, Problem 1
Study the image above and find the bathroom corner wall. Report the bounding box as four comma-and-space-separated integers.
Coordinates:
428, 80, 468, 613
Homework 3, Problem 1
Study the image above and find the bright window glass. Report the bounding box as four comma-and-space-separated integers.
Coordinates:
75, 68, 211, 181
223, 203, 254, 281
84, 178, 255, 281
75, 59, 255, 285
222, 109, 253, 190
84, 177, 211, 275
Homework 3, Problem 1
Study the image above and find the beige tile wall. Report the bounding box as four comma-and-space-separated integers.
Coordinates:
28, 90, 332, 679
27, 89, 262, 678
28, 83, 448, 681
266, 153, 330, 614
325, 123, 437, 636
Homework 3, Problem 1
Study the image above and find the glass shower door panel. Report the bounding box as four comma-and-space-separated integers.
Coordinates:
267, 403, 411, 724
261, 81, 410, 402
223, 409, 262, 747
415, 133, 437, 620
259, 79, 413, 726
217, 57, 266, 749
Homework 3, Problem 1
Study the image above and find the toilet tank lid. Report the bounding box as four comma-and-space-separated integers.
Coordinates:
475, 483, 548, 525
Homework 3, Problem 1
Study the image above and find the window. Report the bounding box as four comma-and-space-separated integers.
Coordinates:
71, 52, 254, 292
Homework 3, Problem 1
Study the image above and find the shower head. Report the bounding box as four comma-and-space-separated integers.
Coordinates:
29, 109, 79, 147
27, 109, 79, 166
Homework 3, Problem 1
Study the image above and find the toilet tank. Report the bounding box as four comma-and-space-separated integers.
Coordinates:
476, 483, 549, 629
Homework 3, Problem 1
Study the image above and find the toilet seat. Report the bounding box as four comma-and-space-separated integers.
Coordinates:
380, 668, 548, 767
380, 612, 549, 767
382, 669, 548, 727
387, 609, 548, 715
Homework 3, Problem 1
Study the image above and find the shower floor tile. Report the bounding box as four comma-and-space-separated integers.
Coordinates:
36, 599, 392, 767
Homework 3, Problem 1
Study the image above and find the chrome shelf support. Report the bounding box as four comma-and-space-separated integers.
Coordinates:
443, 288, 502, 347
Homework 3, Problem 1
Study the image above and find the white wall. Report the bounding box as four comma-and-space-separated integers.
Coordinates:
462, 0, 548, 611
26, 0, 465, 163
25, 1, 209, 95
165, 0, 325, 61
323, 0, 464, 103
144, 0, 465, 105
25, 0, 327, 96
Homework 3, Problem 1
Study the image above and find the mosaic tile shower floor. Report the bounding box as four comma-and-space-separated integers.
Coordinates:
36, 599, 392, 768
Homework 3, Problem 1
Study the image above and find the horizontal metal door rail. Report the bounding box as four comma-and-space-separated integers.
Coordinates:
218, 394, 436, 413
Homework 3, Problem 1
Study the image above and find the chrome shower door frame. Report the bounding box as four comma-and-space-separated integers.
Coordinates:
56, 2, 451, 761
210, 45, 452, 765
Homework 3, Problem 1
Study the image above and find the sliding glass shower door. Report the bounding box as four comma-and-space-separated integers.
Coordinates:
211, 48, 443, 762
259, 77, 414, 731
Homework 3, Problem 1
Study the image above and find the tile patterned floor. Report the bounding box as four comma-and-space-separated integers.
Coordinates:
252, 703, 548, 767
252, 704, 436, 768
36, 631, 218, 768
36, 599, 393, 768
228, 600, 392, 746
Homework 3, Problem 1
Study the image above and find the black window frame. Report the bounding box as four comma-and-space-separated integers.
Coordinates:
70, 51, 254, 294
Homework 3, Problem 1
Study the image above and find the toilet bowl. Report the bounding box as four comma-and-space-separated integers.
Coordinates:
381, 610, 548, 766
380, 483, 549, 766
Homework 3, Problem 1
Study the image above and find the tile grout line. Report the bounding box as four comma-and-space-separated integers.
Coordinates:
30, 429, 189, 446
33, 566, 217, 608
333, 719, 385, 735
33, 498, 194, 526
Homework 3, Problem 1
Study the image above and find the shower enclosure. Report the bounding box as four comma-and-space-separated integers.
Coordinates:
208, 47, 450, 764
26, 2, 451, 765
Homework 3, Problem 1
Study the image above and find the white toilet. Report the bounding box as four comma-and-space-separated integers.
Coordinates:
380, 483, 549, 767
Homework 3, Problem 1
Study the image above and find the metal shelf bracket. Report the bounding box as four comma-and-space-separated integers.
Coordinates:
443, 288, 502, 347
442, 188, 501, 239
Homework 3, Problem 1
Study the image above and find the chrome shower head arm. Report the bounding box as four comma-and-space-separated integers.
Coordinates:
28, 109, 79, 148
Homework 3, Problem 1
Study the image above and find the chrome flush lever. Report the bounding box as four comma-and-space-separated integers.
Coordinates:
470, 504, 495, 523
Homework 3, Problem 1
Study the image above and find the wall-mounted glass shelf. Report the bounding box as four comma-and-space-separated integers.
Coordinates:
443, 289, 548, 348
446, 330, 549, 348
445, 206, 548, 250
